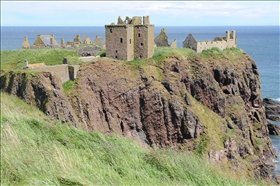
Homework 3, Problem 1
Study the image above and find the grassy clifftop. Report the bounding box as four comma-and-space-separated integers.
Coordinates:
0, 47, 243, 72
1, 49, 81, 72
1, 92, 259, 185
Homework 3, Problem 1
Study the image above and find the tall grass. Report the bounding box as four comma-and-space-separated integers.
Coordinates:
0, 92, 263, 185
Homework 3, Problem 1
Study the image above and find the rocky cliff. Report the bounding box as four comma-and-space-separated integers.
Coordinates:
0, 48, 277, 180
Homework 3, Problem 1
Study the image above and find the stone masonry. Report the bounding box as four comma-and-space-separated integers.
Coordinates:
105, 16, 154, 61
183, 30, 237, 52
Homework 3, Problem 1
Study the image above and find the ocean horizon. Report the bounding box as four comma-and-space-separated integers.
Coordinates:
1, 25, 279, 173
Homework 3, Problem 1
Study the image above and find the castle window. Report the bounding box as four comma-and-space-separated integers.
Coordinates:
140, 55, 142, 58
138, 33, 140, 37
130, 39, 131, 44
110, 29, 112, 33
140, 43, 143, 47
115, 56, 118, 59
116, 50, 118, 53
120, 38, 123, 43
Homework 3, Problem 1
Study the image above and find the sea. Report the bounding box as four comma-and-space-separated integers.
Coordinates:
1, 26, 279, 174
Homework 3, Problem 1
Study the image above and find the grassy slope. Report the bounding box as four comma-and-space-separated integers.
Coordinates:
1, 49, 81, 72
1, 92, 260, 186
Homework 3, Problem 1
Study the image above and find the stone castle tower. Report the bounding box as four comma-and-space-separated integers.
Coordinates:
105, 16, 154, 61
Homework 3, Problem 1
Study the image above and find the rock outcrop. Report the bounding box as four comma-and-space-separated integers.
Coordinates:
0, 49, 277, 180
267, 121, 280, 136
263, 98, 280, 122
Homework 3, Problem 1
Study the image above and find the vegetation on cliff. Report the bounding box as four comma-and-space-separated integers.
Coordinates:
0, 47, 277, 184
1, 93, 261, 185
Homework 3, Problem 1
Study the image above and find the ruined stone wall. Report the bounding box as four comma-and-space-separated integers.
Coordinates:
22, 37, 30, 49
76, 46, 102, 56
68, 65, 80, 81
183, 34, 197, 51
184, 31, 237, 53
33, 35, 45, 47
30, 65, 69, 83
170, 39, 177, 48
196, 40, 228, 53
105, 25, 134, 61
154, 28, 169, 47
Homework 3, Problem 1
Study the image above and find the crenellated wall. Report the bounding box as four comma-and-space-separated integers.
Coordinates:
183, 30, 237, 53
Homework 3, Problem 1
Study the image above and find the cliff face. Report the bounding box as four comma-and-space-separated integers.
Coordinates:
0, 49, 277, 179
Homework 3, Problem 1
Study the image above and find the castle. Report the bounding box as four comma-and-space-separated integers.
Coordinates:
22, 16, 237, 62
183, 30, 237, 53
105, 16, 154, 61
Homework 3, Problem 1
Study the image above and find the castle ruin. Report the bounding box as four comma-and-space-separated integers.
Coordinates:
105, 16, 154, 61
154, 28, 177, 48
22, 34, 105, 50
23, 60, 80, 83
183, 30, 237, 53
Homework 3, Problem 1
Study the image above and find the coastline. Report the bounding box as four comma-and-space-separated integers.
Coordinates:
1, 25, 279, 177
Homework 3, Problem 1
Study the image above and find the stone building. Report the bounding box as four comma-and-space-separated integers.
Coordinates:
32, 34, 59, 48
105, 16, 154, 61
183, 30, 237, 53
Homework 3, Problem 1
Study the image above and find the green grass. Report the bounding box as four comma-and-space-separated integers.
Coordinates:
1, 92, 262, 185
152, 47, 196, 61
1, 49, 81, 72
62, 80, 75, 94
198, 47, 243, 65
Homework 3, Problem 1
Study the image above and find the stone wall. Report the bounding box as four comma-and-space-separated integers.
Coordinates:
28, 64, 80, 83
22, 36, 30, 49
154, 28, 169, 47
69, 65, 80, 81
134, 25, 154, 59
105, 25, 134, 61
183, 31, 237, 53
76, 46, 102, 56
170, 39, 177, 48
105, 16, 154, 61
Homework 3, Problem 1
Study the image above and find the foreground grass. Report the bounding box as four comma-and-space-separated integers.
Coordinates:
1, 92, 261, 185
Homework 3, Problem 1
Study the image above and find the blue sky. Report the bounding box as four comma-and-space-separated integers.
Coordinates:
1, 1, 279, 26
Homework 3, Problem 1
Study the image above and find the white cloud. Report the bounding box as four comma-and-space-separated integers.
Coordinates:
1, 1, 279, 26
